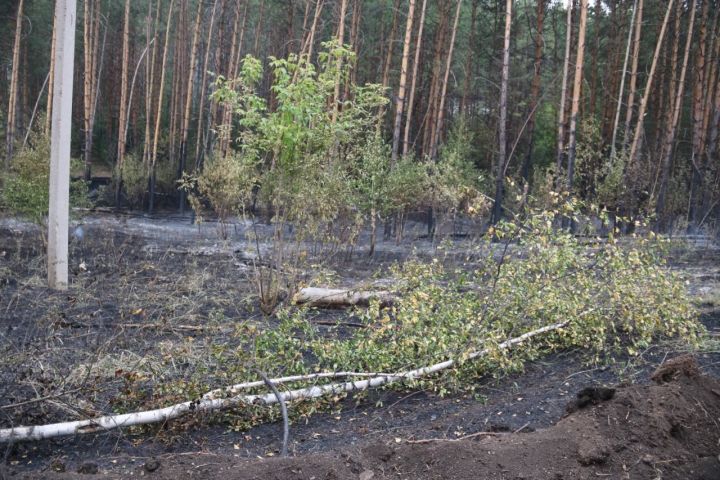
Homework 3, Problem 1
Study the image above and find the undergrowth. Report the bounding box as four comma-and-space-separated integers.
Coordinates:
112, 207, 702, 433
0, 123, 89, 224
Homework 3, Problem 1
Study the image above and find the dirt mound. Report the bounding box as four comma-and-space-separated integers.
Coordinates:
23, 355, 719, 480
651, 353, 702, 383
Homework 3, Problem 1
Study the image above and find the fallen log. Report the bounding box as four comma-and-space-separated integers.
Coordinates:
293, 287, 397, 307
0, 321, 568, 443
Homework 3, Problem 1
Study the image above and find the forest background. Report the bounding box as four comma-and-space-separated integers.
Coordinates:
1, 0, 719, 233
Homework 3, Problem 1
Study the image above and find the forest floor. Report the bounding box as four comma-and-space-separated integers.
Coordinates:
0, 213, 719, 479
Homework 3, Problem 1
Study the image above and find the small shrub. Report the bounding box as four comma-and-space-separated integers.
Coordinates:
190, 152, 258, 222
431, 119, 489, 220
118, 153, 147, 208
384, 155, 431, 216
1, 125, 89, 224
193, 42, 387, 313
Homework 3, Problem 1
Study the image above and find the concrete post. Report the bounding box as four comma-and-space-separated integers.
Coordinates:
48, 0, 77, 290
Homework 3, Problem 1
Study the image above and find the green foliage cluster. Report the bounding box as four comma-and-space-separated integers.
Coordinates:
118, 154, 146, 208
184, 152, 258, 223
274, 208, 698, 393
246, 208, 698, 392
187, 43, 486, 311
193, 42, 488, 230
118, 148, 176, 209
187, 43, 385, 228
1, 124, 89, 224
110, 207, 701, 431
430, 120, 489, 217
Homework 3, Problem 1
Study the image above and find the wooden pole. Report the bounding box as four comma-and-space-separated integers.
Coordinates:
48, 0, 77, 291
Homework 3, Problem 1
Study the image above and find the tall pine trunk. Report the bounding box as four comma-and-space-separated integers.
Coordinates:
391, 0, 416, 164
429, 0, 463, 160
522, 0, 547, 183
116, 0, 131, 207
6, 0, 25, 168
149, 0, 175, 213
556, 0, 573, 185
421, 3, 449, 157
376, 0, 402, 131
657, 0, 696, 225
627, 0, 674, 167
219, 0, 246, 156
83, 0, 102, 181
566, 0, 589, 193
402, 0, 427, 156
331, 0, 349, 124
621, 0, 643, 149
178, 0, 203, 211
460, 0, 479, 117
194, 0, 221, 171
610, 0, 638, 160
491, 0, 513, 224
688, 0, 712, 227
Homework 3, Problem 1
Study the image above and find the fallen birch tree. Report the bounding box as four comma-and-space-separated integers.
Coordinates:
0, 321, 568, 443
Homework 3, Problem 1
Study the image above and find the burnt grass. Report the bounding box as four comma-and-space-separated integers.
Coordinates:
1, 214, 719, 479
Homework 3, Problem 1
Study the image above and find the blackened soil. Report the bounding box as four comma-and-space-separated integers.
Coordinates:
1, 217, 719, 479
5, 349, 720, 480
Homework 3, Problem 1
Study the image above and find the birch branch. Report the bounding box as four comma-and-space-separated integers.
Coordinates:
0, 321, 568, 443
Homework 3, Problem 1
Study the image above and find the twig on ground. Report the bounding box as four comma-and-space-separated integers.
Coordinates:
0, 388, 84, 410
513, 422, 530, 433
387, 390, 426, 412
311, 320, 367, 328
118, 323, 214, 332
406, 431, 504, 444
406, 421, 530, 444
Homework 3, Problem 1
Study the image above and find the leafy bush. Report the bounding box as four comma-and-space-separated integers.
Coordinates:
431, 119, 489, 219
190, 42, 388, 312
574, 117, 605, 198
1, 125, 89, 224
595, 151, 627, 210
189, 152, 258, 222
384, 156, 431, 216
244, 207, 700, 395
118, 153, 147, 208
